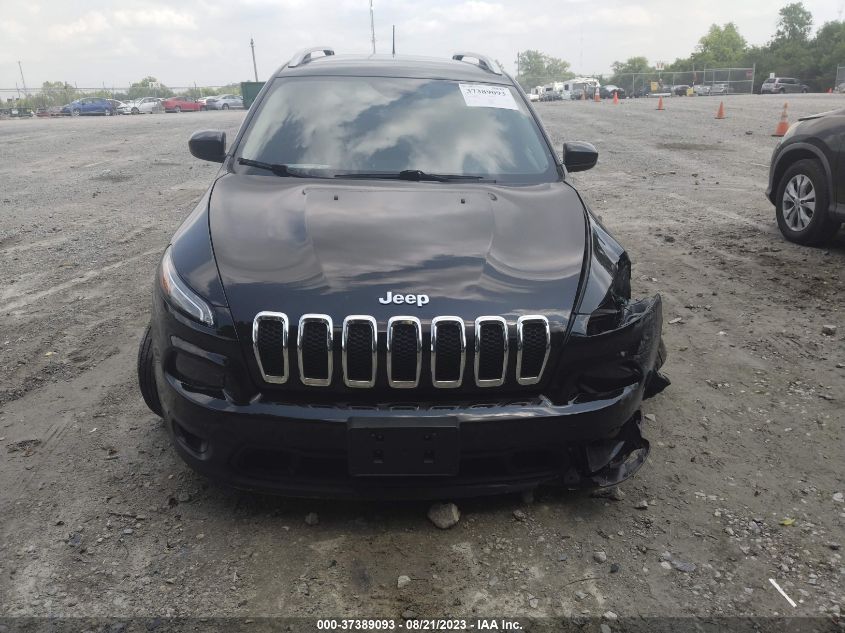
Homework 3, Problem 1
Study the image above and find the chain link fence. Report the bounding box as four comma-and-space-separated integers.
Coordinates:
618, 67, 755, 97
1, 85, 237, 109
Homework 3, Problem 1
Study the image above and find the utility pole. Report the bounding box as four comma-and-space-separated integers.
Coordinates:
369, 0, 376, 54
515, 51, 520, 78
18, 61, 28, 96
250, 37, 258, 82
392, 25, 395, 57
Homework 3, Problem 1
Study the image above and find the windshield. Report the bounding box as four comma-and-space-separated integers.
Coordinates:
236, 76, 558, 183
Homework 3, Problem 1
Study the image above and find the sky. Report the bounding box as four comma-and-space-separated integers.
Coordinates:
0, 0, 841, 92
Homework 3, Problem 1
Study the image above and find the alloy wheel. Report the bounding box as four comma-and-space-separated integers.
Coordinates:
782, 174, 815, 231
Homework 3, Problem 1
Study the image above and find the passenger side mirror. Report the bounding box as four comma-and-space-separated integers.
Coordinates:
562, 141, 598, 172
189, 130, 226, 163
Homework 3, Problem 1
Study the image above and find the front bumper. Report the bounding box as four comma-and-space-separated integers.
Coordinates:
151, 295, 666, 499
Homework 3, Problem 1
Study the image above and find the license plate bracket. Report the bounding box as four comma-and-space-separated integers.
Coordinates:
348, 418, 459, 476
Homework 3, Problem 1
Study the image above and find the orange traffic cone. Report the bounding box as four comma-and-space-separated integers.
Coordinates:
715, 101, 725, 119
594, 87, 601, 102
656, 96, 664, 111
612, 92, 619, 105
772, 102, 789, 137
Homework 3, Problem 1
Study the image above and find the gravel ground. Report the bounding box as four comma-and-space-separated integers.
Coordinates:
0, 96, 843, 626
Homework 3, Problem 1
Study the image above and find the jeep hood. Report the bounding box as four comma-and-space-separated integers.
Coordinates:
209, 174, 587, 329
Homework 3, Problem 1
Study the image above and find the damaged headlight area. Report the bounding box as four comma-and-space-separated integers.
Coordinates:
551, 218, 669, 405
159, 246, 215, 327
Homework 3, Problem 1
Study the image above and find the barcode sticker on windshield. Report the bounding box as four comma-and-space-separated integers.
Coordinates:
459, 84, 519, 110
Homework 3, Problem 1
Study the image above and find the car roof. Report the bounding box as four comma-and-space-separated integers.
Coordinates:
275, 53, 514, 84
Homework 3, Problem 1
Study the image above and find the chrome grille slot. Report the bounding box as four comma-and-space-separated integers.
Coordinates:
516, 315, 550, 385
431, 316, 465, 388
253, 312, 289, 384
387, 316, 422, 388
342, 316, 377, 388
474, 316, 508, 387
297, 314, 333, 386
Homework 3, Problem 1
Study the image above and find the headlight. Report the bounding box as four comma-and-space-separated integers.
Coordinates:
159, 247, 215, 326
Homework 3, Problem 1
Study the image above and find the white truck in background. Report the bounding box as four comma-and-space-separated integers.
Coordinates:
561, 77, 601, 100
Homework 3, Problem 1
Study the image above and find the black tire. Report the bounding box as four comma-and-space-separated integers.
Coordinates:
222, 104, 229, 110
801, 88, 808, 94
131, 107, 139, 114
775, 159, 840, 245
174, 106, 181, 113
137, 324, 163, 417
71, 108, 80, 117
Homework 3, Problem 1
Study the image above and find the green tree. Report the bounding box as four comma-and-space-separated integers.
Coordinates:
776, 2, 813, 41
609, 56, 652, 91
692, 23, 748, 66
516, 50, 572, 90
35, 81, 79, 107
811, 20, 845, 88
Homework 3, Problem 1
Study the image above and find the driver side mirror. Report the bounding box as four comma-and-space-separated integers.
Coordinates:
189, 130, 226, 163
562, 141, 598, 172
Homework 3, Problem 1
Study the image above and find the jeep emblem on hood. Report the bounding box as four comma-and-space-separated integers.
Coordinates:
378, 291, 430, 307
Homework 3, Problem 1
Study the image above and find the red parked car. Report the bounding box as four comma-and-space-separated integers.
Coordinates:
162, 96, 205, 113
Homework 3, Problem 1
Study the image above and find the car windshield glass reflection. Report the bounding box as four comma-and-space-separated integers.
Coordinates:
237, 77, 558, 184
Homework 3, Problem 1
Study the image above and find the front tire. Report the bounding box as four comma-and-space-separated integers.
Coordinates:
131, 107, 139, 114
137, 324, 163, 417
775, 159, 840, 245
174, 106, 181, 113
222, 104, 229, 110
71, 108, 80, 117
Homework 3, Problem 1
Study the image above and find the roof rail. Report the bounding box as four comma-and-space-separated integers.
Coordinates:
288, 47, 335, 68
452, 52, 502, 75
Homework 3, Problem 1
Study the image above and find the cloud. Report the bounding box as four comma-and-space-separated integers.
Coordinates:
47, 11, 110, 41
587, 5, 654, 27
113, 8, 198, 30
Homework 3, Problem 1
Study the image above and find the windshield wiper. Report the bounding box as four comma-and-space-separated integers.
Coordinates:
335, 169, 490, 182
238, 157, 325, 178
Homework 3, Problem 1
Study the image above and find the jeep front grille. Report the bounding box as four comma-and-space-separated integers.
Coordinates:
297, 314, 333, 386
516, 316, 551, 385
474, 316, 508, 387
252, 314, 550, 389
387, 316, 422, 388
342, 316, 377, 388
431, 316, 466, 388
253, 312, 289, 384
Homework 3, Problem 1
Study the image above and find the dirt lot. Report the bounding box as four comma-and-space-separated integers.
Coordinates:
1, 96, 843, 627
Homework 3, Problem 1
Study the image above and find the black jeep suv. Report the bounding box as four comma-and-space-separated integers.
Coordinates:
138, 48, 668, 498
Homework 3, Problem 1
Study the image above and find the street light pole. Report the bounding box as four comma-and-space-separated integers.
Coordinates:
369, 0, 376, 54
250, 38, 258, 82
18, 61, 28, 96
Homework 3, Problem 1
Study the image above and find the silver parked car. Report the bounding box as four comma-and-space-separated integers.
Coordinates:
206, 94, 244, 110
